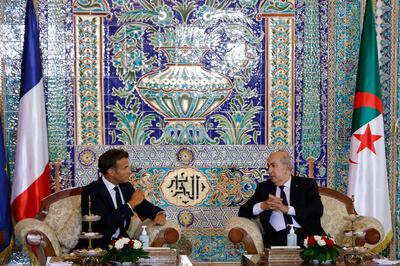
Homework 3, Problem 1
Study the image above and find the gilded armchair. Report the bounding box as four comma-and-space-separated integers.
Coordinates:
15, 187, 180, 264
225, 187, 383, 254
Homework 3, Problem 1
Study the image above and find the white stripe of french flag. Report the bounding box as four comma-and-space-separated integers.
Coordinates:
11, 0, 51, 223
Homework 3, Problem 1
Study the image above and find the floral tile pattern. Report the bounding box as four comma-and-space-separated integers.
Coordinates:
0, 0, 399, 263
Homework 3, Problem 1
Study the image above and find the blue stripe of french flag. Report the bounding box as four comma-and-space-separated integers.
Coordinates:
11, 0, 51, 223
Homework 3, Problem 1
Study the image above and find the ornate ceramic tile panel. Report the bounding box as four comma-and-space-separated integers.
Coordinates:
257, 1, 295, 146
328, 0, 360, 192
181, 228, 244, 263
75, 145, 291, 168
0, 0, 26, 181
294, 0, 329, 181
101, 0, 265, 146
396, 0, 400, 258
41, 0, 76, 189
268, 17, 293, 145
44, 0, 74, 162
73, 0, 111, 15
74, 14, 105, 145
259, 0, 295, 14
377, 0, 398, 258
1, 0, 400, 263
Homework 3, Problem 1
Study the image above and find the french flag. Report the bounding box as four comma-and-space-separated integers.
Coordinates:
11, 0, 51, 223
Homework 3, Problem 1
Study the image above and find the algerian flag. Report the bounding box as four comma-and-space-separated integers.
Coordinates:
348, 0, 392, 252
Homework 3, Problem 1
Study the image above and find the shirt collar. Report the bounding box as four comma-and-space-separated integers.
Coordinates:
102, 176, 117, 192
283, 177, 292, 189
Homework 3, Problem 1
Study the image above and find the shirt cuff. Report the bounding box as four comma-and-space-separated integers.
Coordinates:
287, 206, 296, 216
126, 203, 134, 214
156, 211, 166, 216
252, 202, 264, 215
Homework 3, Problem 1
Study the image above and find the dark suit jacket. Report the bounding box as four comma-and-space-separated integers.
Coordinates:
80, 179, 163, 249
239, 176, 325, 237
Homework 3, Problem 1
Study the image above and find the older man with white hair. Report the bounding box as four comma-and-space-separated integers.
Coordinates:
239, 150, 326, 247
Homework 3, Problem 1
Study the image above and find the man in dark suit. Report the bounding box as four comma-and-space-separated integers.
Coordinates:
80, 149, 166, 249
239, 150, 325, 247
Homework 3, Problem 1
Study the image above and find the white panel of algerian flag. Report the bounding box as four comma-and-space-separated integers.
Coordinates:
348, 114, 391, 239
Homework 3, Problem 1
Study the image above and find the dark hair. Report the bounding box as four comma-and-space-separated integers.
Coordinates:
98, 149, 129, 175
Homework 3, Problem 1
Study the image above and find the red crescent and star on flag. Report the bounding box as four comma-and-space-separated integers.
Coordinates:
349, 123, 382, 164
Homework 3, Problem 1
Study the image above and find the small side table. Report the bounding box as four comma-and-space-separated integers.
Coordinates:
242, 254, 308, 265
46, 254, 193, 266
242, 254, 270, 266
241, 254, 398, 266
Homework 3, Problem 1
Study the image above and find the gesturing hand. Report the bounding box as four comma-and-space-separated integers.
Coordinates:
267, 194, 289, 213
260, 194, 289, 213
260, 194, 280, 210
154, 212, 166, 225
128, 189, 145, 208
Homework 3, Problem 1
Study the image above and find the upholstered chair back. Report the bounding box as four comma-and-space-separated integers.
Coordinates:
42, 194, 82, 253
15, 186, 181, 265
225, 186, 385, 254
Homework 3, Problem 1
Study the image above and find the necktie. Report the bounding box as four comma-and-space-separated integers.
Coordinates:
113, 186, 125, 236
279, 185, 293, 226
113, 186, 123, 208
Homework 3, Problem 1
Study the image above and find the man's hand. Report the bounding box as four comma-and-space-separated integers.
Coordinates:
260, 194, 279, 210
128, 189, 145, 208
260, 194, 289, 213
154, 212, 166, 225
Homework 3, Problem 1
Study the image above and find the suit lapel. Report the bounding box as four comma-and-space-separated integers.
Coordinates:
119, 183, 131, 203
290, 177, 301, 206
270, 183, 277, 198
96, 179, 116, 211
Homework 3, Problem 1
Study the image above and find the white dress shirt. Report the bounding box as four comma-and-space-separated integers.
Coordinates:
102, 176, 127, 238
252, 178, 301, 231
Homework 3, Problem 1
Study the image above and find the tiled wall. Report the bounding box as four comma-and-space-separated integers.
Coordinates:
0, 0, 399, 262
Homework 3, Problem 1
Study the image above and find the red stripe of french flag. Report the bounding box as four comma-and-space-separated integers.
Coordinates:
11, 0, 51, 223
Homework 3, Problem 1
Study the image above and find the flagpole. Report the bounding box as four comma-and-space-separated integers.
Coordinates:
388, 0, 399, 257
389, 120, 397, 259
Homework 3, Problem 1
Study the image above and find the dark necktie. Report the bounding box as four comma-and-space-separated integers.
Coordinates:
114, 186, 123, 208
279, 185, 293, 226
113, 186, 125, 236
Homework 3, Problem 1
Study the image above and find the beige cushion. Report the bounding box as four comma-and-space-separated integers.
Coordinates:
44, 195, 82, 252
320, 195, 348, 245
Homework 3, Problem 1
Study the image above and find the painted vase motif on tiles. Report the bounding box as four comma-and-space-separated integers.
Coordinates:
108, 1, 263, 145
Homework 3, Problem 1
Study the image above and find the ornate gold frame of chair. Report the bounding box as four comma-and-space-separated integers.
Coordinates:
224, 187, 384, 254
15, 187, 180, 265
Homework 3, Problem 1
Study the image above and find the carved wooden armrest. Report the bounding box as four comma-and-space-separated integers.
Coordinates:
228, 227, 259, 254
224, 217, 264, 254
15, 218, 63, 266
354, 228, 381, 246
128, 219, 181, 247
351, 216, 383, 253
15, 218, 62, 255
151, 227, 180, 247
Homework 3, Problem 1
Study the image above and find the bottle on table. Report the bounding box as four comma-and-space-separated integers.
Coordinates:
139, 225, 149, 248
287, 224, 297, 247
